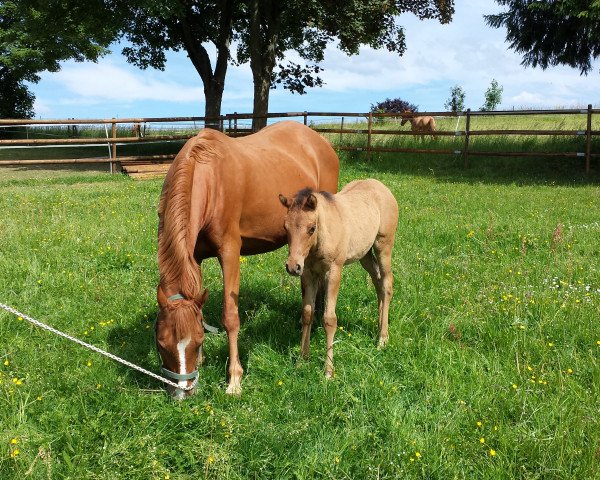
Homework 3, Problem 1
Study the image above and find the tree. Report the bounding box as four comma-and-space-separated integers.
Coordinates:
444, 85, 466, 113
121, 0, 239, 127
480, 79, 503, 111
0, 0, 121, 118
236, 0, 455, 131
370, 98, 418, 114
485, 1, 600, 74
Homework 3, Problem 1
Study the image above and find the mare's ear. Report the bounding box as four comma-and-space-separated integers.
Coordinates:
304, 193, 317, 211
195, 289, 209, 309
157, 285, 168, 308
278, 194, 291, 208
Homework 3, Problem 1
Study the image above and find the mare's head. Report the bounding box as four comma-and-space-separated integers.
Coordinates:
155, 285, 208, 400
279, 188, 321, 276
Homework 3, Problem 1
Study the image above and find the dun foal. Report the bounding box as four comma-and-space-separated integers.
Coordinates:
279, 179, 398, 377
400, 111, 437, 140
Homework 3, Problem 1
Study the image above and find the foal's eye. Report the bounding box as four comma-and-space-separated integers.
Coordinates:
308, 225, 316, 235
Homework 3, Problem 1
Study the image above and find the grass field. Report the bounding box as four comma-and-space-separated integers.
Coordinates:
0, 148, 599, 479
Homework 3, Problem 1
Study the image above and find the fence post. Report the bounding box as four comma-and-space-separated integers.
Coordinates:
340, 116, 344, 144
110, 119, 117, 174
463, 109, 471, 168
303, 112, 308, 126
586, 104, 592, 174
367, 112, 373, 161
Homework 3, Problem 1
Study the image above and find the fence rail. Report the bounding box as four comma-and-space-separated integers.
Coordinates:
1, 106, 598, 174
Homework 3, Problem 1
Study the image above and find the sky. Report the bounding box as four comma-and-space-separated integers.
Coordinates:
30, 0, 600, 120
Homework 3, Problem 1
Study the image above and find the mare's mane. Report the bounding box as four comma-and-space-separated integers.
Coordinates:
158, 136, 215, 300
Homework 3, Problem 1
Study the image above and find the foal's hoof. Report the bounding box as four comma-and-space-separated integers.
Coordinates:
225, 383, 242, 396
324, 370, 335, 380
377, 336, 389, 349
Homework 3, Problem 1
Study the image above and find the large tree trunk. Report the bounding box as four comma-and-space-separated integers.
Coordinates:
179, 1, 233, 130
203, 77, 225, 130
249, 0, 281, 132
251, 70, 270, 132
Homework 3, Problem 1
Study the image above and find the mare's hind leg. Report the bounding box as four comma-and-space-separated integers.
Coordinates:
372, 237, 394, 348
300, 272, 318, 359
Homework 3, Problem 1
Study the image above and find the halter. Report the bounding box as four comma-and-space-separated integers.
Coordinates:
154, 293, 200, 393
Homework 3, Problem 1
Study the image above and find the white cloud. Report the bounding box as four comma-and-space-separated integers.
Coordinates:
53, 62, 205, 103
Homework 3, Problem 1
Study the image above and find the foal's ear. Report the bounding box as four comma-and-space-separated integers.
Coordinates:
157, 285, 168, 308
278, 194, 291, 208
304, 193, 317, 211
195, 289, 209, 309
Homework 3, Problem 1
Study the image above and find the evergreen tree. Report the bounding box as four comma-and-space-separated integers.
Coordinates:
486, 0, 600, 74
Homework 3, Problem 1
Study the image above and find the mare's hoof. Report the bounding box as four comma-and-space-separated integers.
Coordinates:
377, 337, 389, 349
324, 370, 334, 379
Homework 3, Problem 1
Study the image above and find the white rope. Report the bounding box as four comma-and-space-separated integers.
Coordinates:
0, 302, 197, 392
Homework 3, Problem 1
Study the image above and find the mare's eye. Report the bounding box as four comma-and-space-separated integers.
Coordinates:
308, 225, 316, 235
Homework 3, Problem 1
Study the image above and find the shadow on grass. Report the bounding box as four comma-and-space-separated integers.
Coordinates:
104, 282, 302, 390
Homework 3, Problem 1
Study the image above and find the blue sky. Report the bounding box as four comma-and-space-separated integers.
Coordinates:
31, 0, 600, 119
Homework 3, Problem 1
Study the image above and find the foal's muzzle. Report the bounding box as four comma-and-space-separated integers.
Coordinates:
285, 261, 303, 276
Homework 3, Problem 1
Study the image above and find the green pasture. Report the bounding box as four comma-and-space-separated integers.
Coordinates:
0, 147, 599, 479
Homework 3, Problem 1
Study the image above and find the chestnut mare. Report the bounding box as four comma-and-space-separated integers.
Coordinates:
400, 110, 437, 140
279, 179, 398, 378
156, 121, 339, 398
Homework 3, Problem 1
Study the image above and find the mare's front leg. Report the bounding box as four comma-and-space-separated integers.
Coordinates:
218, 241, 243, 395
323, 265, 342, 378
300, 272, 318, 360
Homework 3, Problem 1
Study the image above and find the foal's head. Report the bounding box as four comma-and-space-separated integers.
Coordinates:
279, 189, 320, 276
155, 285, 208, 399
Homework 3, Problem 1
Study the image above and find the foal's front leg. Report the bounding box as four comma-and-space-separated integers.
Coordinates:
323, 266, 342, 378
300, 272, 318, 359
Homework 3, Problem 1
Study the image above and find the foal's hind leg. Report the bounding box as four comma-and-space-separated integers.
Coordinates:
373, 238, 394, 348
300, 272, 318, 360
360, 249, 387, 346
323, 266, 342, 378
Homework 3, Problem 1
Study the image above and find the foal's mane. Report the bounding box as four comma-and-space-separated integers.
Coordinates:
291, 187, 333, 209
158, 136, 214, 300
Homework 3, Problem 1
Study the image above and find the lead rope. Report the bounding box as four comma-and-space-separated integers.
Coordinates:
0, 302, 198, 392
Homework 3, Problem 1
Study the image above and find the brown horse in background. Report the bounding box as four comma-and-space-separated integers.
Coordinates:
279, 179, 398, 378
400, 110, 437, 140
156, 121, 339, 398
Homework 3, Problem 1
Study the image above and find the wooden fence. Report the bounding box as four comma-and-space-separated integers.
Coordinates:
0, 106, 598, 174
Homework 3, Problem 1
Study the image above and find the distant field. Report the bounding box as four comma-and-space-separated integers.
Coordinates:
1, 113, 599, 170
0, 152, 598, 479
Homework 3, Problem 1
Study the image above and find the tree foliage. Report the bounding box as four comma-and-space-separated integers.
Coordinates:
485, 0, 600, 74
235, 0, 455, 130
0, 0, 121, 118
370, 98, 418, 114
480, 79, 503, 111
444, 85, 466, 113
